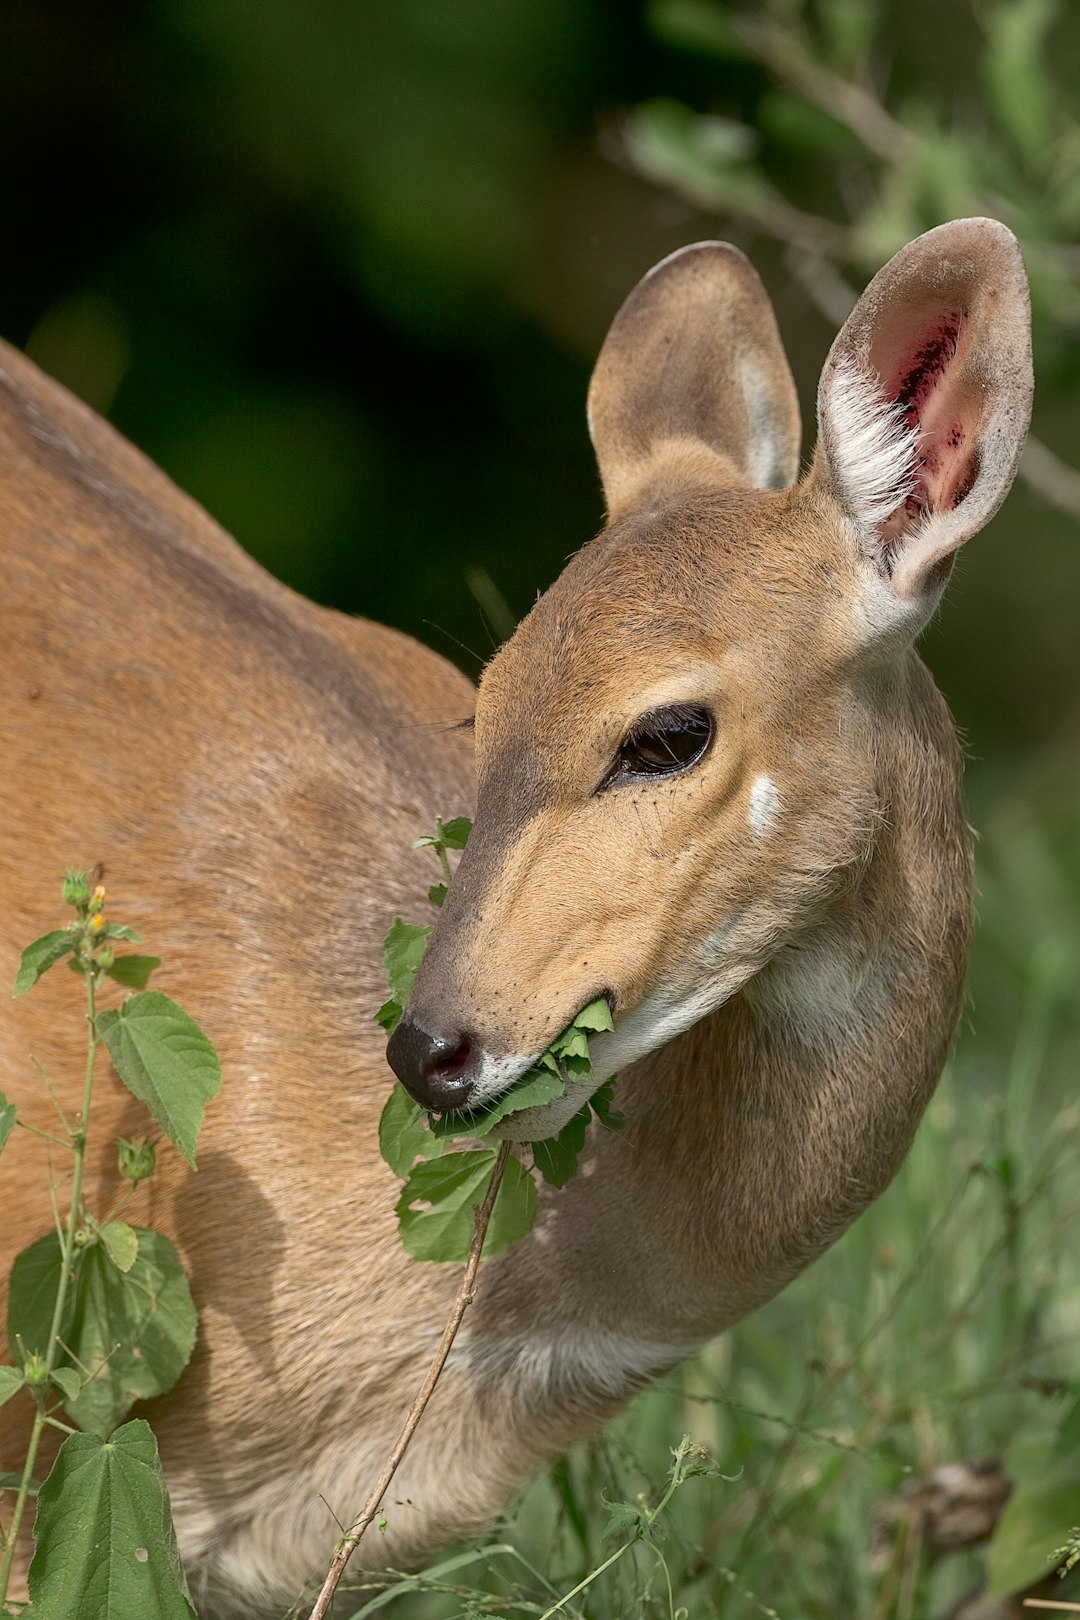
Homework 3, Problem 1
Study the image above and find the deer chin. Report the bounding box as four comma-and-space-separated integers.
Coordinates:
491, 953, 756, 1142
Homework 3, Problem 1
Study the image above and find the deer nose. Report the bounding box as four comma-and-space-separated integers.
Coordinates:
385, 1016, 478, 1111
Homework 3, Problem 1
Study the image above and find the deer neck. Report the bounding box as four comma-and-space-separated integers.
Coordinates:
468, 653, 971, 1394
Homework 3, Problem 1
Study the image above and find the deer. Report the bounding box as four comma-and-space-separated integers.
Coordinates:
0, 217, 1031, 1618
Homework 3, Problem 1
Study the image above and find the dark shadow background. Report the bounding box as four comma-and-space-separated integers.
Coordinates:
3, 0, 1077, 762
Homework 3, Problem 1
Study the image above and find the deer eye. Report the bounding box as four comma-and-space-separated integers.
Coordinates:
601, 704, 714, 788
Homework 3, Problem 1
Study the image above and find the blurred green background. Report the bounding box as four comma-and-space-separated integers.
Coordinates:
3, 0, 1078, 762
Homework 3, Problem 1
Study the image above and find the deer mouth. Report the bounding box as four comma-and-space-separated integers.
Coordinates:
427, 990, 616, 1143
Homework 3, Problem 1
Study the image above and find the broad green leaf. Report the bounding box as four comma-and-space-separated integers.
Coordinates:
427, 883, 448, 908
986, 1434, 1080, 1596
14, 930, 77, 997
396, 1150, 536, 1262
51, 1367, 81, 1403
28, 1419, 197, 1619
65, 1231, 197, 1434
0, 1087, 15, 1154
382, 919, 431, 1007
8, 1229, 196, 1434
438, 816, 472, 849
101, 1221, 139, 1274
104, 955, 161, 991
0, 1471, 38, 1494
379, 1083, 446, 1178
428, 1067, 565, 1138
8, 1234, 70, 1365
97, 991, 221, 1168
0, 1363, 25, 1406
532, 1105, 589, 1189
103, 923, 143, 943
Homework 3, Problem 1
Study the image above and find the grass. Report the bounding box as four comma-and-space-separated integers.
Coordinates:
331, 758, 1080, 1619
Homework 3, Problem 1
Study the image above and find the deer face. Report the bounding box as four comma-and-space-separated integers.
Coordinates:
388, 222, 1031, 1135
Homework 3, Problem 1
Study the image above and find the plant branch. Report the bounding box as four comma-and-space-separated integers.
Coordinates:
306, 1140, 514, 1620
0, 965, 97, 1605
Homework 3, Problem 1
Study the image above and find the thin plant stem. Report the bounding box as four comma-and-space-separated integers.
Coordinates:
0, 965, 97, 1605
306, 1140, 513, 1620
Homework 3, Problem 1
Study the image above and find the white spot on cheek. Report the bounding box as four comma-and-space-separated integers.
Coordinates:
748, 774, 781, 838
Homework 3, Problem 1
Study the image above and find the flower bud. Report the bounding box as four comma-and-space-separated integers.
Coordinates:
118, 1136, 156, 1186
62, 871, 91, 909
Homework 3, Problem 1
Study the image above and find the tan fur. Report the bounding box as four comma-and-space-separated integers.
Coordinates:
0, 220, 1031, 1617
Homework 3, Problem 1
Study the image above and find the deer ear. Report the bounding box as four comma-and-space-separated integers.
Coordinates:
588, 242, 801, 519
812, 218, 1032, 626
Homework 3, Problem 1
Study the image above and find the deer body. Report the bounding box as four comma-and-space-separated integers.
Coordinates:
0, 220, 1030, 1617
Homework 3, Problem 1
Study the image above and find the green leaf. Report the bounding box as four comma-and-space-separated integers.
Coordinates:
590, 1080, 624, 1133
438, 816, 472, 849
103, 923, 143, 943
96, 991, 221, 1168
101, 1221, 139, 1274
28, 1420, 197, 1619
0, 1470, 38, 1494
396, 1150, 537, 1262
986, 1433, 1080, 1596
14, 930, 77, 997
427, 883, 448, 908
0, 1087, 15, 1155
50, 1366, 81, 1403
374, 998, 402, 1035
382, 919, 431, 1007
379, 1083, 446, 1179
8, 1230, 197, 1435
532, 1105, 589, 1189
427, 1067, 565, 1138
8, 1235, 71, 1365
70, 1232, 197, 1434
104, 955, 161, 991
0, 1363, 25, 1407
570, 998, 614, 1036
602, 1497, 652, 1542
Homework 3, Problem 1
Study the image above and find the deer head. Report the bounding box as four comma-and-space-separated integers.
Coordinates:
387, 218, 1031, 1135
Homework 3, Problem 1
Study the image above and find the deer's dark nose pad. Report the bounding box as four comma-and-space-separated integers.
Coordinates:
385, 1016, 478, 1111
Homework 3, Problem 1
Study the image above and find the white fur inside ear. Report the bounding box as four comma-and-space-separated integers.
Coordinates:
826, 361, 920, 534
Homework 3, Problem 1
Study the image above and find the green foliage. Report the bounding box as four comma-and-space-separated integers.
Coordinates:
396, 1150, 538, 1263
96, 991, 222, 1169
27, 1420, 196, 1620
0, 1086, 15, 1156
14, 929, 78, 997
0, 872, 219, 1615
0, 1364, 24, 1407
986, 1387, 1080, 1595
376, 918, 433, 1036
629, 0, 1080, 354
376, 820, 620, 1263
378, 1082, 446, 1179
340, 776, 1080, 1617
103, 954, 162, 991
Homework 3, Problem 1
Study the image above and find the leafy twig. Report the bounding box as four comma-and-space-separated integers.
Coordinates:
306, 1140, 514, 1620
